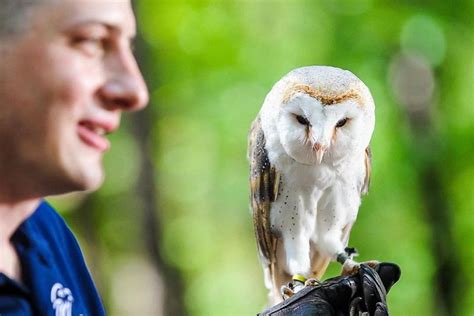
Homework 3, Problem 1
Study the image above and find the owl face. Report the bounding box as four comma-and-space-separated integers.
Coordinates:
275, 91, 374, 166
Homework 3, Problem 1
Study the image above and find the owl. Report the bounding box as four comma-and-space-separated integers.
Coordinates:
248, 66, 375, 305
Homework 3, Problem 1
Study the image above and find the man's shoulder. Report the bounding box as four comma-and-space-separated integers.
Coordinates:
24, 200, 79, 252
30, 200, 66, 225
11, 201, 106, 315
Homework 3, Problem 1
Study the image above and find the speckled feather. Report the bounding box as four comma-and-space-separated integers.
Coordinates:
248, 118, 279, 266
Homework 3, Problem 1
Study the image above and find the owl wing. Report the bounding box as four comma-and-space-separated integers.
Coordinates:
248, 116, 280, 269
361, 146, 372, 195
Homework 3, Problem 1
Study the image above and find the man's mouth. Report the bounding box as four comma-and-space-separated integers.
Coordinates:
77, 120, 114, 152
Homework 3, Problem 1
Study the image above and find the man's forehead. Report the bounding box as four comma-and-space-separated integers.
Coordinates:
39, 0, 136, 36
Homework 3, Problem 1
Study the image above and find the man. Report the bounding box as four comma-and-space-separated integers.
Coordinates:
0, 0, 148, 314
0, 1, 398, 315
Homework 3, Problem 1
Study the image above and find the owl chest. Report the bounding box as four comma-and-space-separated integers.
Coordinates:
269, 164, 334, 234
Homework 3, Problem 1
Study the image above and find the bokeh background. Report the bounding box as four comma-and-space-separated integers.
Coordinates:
48, 0, 473, 315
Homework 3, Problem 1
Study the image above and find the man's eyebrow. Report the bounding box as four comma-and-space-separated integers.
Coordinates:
63, 20, 136, 38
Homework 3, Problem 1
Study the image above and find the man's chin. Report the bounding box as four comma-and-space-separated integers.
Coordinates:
64, 167, 105, 194
80, 172, 105, 193
51, 149, 105, 195
70, 152, 106, 192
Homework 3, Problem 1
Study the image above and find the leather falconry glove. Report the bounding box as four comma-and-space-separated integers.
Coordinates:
258, 262, 401, 316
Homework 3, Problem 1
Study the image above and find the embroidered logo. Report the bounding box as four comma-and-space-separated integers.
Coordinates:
51, 283, 74, 316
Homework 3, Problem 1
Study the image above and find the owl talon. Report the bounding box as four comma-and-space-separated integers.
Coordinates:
341, 258, 360, 276
304, 278, 321, 287
341, 259, 380, 276
364, 260, 380, 269
361, 260, 380, 272
280, 284, 294, 300
280, 275, 307, 300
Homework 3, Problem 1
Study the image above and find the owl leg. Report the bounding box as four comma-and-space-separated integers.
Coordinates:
337, 246, 358, 263
266, 257, 294, 306
279, 234, 312, 299
337, 246, 359, 276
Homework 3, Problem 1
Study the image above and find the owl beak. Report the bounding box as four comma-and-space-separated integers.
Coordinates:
313, 143, 327, 163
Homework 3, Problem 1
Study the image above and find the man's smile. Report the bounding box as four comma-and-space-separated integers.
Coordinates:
77, 119, 117, 152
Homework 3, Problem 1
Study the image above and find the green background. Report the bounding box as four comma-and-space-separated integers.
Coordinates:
49, 1, 474, 315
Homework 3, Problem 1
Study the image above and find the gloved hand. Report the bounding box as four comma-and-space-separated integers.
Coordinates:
258, 262, 401, 316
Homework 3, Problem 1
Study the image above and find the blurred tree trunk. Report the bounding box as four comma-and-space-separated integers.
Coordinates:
129, 2, 188, 316
394, 54, 462, 316
66, 195, 108, 310
129, 109, 188, 316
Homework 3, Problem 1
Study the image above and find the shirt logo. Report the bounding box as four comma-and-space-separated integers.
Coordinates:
51, 283, 74, 316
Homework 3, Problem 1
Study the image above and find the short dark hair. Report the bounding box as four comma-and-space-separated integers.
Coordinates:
0, 1, 47, 38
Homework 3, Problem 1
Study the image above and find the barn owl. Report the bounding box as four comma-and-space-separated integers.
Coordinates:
248, 66, 375, 305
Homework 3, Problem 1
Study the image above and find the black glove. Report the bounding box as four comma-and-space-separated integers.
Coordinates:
258, 263, 400, 316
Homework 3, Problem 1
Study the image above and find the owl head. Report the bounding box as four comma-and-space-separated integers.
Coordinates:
260, 66, 375, 165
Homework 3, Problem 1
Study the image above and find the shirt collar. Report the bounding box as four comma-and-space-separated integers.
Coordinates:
10, 200, 53, 267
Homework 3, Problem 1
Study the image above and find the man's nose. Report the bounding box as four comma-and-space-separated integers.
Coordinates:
100, 51, 149, 112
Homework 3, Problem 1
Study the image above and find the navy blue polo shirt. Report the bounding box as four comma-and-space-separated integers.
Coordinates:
0, 201, 105, 315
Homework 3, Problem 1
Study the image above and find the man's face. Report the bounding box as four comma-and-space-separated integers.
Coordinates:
0, 0, 148, 198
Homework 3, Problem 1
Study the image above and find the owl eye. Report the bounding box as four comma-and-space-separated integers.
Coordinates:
335, 118, 348, 128
295, 115, 310, 125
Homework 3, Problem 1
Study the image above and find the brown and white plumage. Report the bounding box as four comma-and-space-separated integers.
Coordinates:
248, 66, 375, 305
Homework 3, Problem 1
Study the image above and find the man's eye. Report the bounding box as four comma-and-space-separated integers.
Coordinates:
71, 37, 106, 57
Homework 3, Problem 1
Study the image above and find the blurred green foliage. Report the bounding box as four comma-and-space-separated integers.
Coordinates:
50, 0, 474, 315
